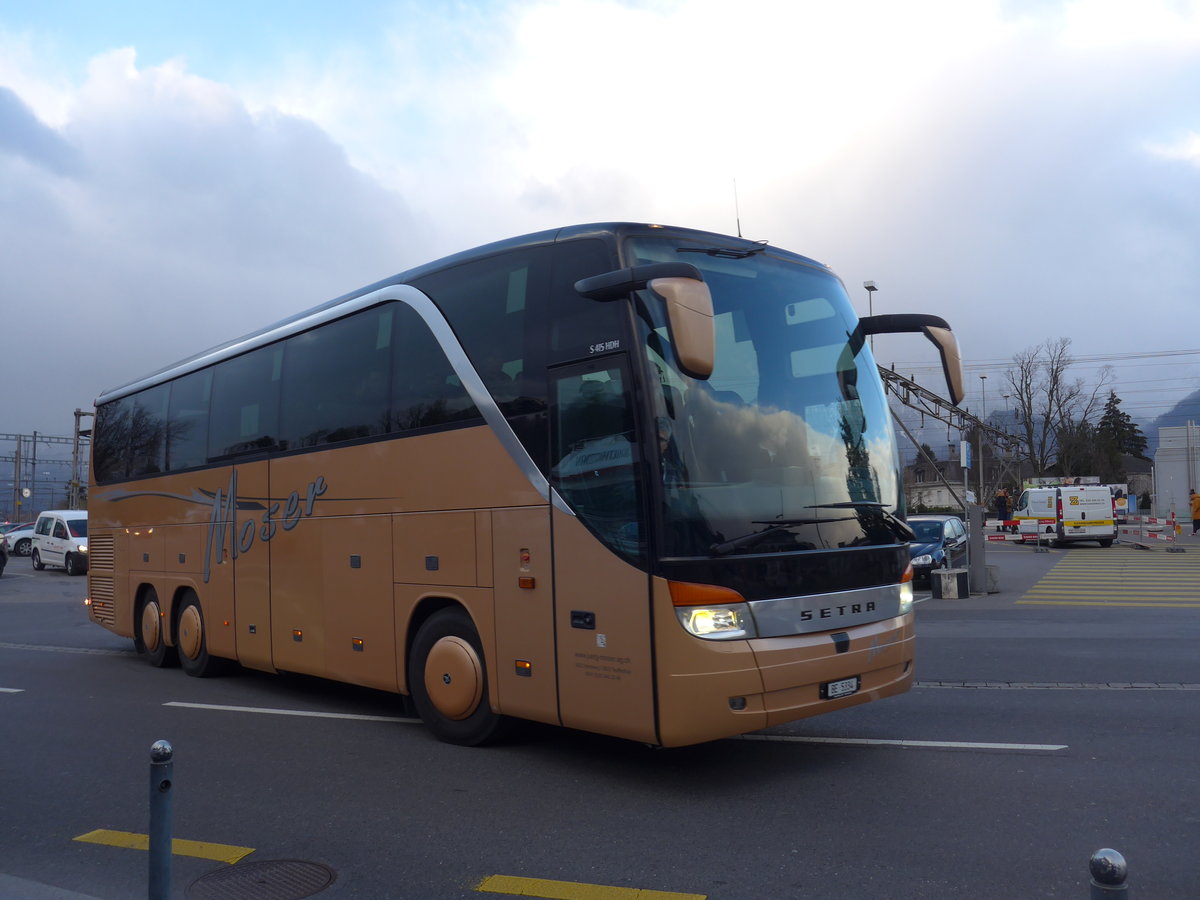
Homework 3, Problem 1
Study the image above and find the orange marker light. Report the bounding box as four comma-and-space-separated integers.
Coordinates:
668, 580, 746, 607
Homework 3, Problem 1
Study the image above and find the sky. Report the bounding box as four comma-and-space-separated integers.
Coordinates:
2, 0, 1200, 454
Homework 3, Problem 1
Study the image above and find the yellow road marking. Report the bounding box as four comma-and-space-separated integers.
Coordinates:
476, 874, 705, 899
73, 829, 254, 863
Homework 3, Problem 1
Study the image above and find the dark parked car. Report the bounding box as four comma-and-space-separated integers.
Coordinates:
907, 514, 968, 584
0, 533, 7, 577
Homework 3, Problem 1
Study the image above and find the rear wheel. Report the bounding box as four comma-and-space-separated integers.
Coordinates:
409, 607, 508, 746
1099, 539, 1114, 548
31, 549, 44, 570
138, 587, 178, 668
176, 590, 225, 677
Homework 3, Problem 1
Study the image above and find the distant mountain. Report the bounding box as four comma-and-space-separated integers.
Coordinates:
1143, 388, 1200, 456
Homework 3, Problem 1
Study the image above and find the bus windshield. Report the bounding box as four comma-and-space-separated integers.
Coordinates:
628, 236, 903, 559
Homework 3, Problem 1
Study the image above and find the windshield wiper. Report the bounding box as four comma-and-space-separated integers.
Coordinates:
708, 516, 849, 557
677, 240, 768, 260
805, 502, 915, 542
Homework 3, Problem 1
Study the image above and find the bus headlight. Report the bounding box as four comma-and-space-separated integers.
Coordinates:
675, 604, 757, 640
899, 563, 914, 615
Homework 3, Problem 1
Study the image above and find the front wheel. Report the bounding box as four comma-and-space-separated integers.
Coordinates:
409, 607, 509, 746
65, 553, 85, 576
1099, 539, 1114, 548
31, 549, 44, 570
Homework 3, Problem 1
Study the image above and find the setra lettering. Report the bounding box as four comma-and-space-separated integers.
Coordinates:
798, 600, 877, 624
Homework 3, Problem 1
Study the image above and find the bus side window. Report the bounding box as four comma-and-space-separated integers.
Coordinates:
548, 238, 622, 365
207, 344, 283, 460
390, 304, 480, 431
280, 306, 393, 449
411, 247, 550, 416
126, 384, 169, 476
550, 368, 641, 561
167, 368, 212, 472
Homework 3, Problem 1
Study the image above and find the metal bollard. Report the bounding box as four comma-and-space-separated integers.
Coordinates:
149, 740, 174, 900
1089, 848, 1128, 897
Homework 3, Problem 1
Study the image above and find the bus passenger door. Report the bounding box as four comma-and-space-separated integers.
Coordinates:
549, 361, 657, 745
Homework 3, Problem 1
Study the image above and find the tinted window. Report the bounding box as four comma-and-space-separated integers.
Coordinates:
92, 387, 168, 481
53, 521, 68, 539
208, 344, 283, 459
93, 397, 131, 483
281, 306, 393, 449
390, 303, 480, 431
167, 368, 212, 471
68, 519, 87, 538
127, 384, 169, 476
548, 239, 624, 364
411, 246, 550, 416
550, 364, 643, 564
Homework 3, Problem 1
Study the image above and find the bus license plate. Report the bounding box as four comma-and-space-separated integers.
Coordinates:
822, 676, 860, 700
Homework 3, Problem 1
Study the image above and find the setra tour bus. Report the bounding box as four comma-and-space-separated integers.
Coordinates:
86, 223, 964, 747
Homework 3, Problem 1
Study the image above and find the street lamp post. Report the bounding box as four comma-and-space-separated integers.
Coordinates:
863, 281, 877, 350
979, 374, 988, 501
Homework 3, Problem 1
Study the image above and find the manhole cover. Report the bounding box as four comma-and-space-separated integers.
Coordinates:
187, 859, 336, 900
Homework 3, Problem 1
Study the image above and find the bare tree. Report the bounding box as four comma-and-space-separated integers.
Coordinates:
1005, 338, 1112, 477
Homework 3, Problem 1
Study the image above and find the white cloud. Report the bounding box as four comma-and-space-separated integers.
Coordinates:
1145, 131, 1200, 165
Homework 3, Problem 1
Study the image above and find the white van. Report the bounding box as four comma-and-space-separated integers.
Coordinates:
1015, 486, 1115, 547
31, 509, 89, 575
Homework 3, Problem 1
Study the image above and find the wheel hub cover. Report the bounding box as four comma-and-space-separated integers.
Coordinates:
424, 636, 483, 720
141, 602, 162, 651
179, 605, 203, 660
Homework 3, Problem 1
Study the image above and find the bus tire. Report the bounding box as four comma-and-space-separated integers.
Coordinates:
138, 587, 178, 668
409, 607, 509, 746
1099, 539, 1114, 548
31, 549, 44, 570
176, 590, 225, 677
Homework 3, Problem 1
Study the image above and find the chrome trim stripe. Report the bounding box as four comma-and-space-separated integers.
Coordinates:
748, 584, 903, 637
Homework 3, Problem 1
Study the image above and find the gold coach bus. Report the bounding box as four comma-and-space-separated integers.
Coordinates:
86, 223, 964, 748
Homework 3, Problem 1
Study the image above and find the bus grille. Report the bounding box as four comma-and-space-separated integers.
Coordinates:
89, 575, 116, 626
89, 534, 116, 571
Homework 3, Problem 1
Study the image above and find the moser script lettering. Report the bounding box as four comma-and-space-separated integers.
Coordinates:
204, 470, 327, 583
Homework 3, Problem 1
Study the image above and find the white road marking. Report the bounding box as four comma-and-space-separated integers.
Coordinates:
165, 700, 419, 723
166, 702, 1066, 751
0, 687, 24, 693
735, 734, 1068, 751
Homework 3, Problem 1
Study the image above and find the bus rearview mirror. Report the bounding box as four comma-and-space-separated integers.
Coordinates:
858, 314, 964, 406
575, 262, 715, 380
